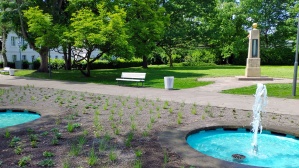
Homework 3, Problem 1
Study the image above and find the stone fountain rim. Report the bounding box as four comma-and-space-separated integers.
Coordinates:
158, 121, 299, 168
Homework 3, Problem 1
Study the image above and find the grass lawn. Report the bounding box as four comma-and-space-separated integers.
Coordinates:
13, 64, 247, 89
12, 64, 299, 97
222, 83, 299, 99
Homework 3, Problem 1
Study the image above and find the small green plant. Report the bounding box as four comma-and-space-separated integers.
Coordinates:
157, 111, 161, 118
201, 114, 206, 120
103, 103, 108, 110
69, 143, 81, 156
51, 137, 59, 145
131, 122, 136, 131
109, 114, 114, 121
150, 116, 155, 123
29, 134, 38, 142
135, 97, 139, 106
41, 131, 49, 136
66, 123, 81, 132
134, 159, 142, 168
62, 158, 71, 168
83, 130, 88, 137
31, 141, 38, 148
177, 116, 182, 124
4, 129, 10, 138
77, 135, 87, 147
168, 107, 173, 114
9, 136, 21, 147
18, 155, 31, 167
191, 107, 197, 115
38, 159, 55, 167
135, 149, 142, 157
142, 130, 149, 137
114, 127, 120, 135
125, 132, 134, 147
109, 150, 117, 162
163, 150, 169, 166
87, 146, 98, 166
43, 151, 54, 157
14, 144, 23, 155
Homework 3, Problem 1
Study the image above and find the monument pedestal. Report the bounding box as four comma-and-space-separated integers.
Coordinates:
245, 58, 261, 77
237, 58, 273, 81
235, 23, 273, 81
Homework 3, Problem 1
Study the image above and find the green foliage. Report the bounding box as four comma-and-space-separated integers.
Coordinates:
66, 2, 133, 76
18, 155, 31, 167
126, 0, 170, 68
43, 151, 54, 157
38, 159, 55, 167
183, 49, 216, 66
23, 7, 60, 48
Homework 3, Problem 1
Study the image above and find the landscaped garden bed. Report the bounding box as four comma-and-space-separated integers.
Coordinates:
0, 85, 298, 167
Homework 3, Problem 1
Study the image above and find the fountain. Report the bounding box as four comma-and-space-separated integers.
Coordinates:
251, 83, 267, 153
184, 83, 299, 167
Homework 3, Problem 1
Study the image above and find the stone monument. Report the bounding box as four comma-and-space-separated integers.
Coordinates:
246, 23, 260, 77
237, 23, 273, 81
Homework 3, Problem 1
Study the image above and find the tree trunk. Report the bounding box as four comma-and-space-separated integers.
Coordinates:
79, 50, 91, 77
67, 44, 72, 70
86, 61, 91, 77
63, 44, 72, 70
165, 48, 173, 67
38, 47, 49, 72
142, 55, 148, 68
1, 28, 8, 67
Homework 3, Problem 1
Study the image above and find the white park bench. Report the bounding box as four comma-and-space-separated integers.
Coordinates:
0, 67, 10, 75
116, 72, 146, 87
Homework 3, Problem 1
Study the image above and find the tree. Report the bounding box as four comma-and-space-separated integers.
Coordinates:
0, 0, 17, 67
208, 1, 248, 63
240, 0, 294, 48
125, 0, 169, 68
22, 6, 61, 72
65, 3, 133, 77
13, 0, 68, 72
158, 0, 216, 67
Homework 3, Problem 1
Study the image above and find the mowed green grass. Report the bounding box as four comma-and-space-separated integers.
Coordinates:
222, 83, 299, 99
15, 65, 247, 89
13, 65, 299, 98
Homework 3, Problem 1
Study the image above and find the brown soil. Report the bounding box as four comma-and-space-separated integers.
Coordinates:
0, 85, 298, 168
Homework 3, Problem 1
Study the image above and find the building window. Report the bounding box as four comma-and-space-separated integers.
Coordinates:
31, 56, 35, 62
55, 56, 58, 59
22, 55, 27, 61
11, 37, 17, 46
12, 55, 17, 62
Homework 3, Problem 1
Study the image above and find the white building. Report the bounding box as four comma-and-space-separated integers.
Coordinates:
0, 32, 65, 63
1, 32, 101, 64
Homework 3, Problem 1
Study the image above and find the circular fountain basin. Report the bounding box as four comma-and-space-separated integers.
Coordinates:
0, 109, 40, 128
187, 128, 299, 167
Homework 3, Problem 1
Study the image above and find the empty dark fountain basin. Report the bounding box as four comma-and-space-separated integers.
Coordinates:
0, 109, 40, 128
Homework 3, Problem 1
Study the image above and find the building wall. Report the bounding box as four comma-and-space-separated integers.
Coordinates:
1, 31, 101, 64
1, 32, 64, 63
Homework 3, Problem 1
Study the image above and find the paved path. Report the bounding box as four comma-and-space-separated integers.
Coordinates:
0, 75, 298, 116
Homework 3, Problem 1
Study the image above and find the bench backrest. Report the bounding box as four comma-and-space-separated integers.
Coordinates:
3, 67, 10, 71
121, 72, 146, 79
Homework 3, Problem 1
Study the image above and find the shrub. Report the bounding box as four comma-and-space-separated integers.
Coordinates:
183, 49, 216, 66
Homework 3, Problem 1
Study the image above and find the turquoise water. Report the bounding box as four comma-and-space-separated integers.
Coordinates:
187, 128, 299, 168
0, 110, 40, 128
